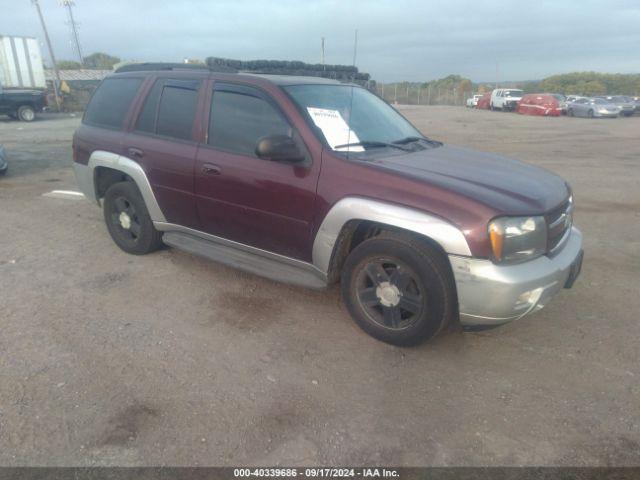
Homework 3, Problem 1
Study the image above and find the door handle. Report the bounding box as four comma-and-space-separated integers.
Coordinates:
128, 147, 144, 159
202, 163, 221, 175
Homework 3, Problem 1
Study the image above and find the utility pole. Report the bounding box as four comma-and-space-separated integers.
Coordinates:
61, 0, 84, 65
321, 37, 325, 69
352, 29, 358, 67
32, 0, 61, 111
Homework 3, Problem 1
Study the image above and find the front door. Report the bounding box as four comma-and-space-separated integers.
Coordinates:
194, 83, 319, 260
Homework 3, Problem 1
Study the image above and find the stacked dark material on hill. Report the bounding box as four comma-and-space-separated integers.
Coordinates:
205, 57, 371, 84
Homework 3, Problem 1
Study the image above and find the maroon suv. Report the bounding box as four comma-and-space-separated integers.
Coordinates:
73, 64, 583, 345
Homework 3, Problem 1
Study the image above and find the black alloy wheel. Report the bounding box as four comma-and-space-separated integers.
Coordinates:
110, 195, 143, 244
341, 231, 457, 346
354, 257, 424, 331
103, 181, 163, 255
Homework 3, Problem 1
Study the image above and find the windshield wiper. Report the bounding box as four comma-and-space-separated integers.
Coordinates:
392, 136, 443, 147
333, 140, 411, 152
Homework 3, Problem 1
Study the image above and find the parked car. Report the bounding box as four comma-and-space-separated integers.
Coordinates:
517, 93, 562, 116
565, 95, 585, 104
0, 82, 47, 121
596, 96, 635, 117
490, 88, 524, 111
476, 92, 492, 110
552, 93, 568, 113
567, 97, 618, 118
0, 145, 7, 176
466, 94, 483, 107
72, 65, 583, 346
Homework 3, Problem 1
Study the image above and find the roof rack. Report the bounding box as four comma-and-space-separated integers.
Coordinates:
114, 62, 238, 74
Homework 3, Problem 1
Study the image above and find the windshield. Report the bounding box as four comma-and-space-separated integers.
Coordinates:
504, 90, 523, 97
284, 84, 423, 152
593, 98, 608, 105
611, 96, 630, 102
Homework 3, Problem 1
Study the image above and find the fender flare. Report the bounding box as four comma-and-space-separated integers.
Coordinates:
312, 197, 472, 274
75, 150, 166, 223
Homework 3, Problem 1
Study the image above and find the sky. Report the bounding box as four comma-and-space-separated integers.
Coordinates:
3, 0, 640, 83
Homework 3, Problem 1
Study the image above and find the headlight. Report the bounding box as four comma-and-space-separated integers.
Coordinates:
488, 216, 547, 264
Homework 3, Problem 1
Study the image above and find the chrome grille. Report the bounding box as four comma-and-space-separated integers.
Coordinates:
546, 197, 573, 255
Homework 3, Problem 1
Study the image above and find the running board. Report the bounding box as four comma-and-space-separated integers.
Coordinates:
161, 231, 328, 290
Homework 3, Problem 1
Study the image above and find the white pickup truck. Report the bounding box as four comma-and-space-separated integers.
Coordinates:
490, 88, 524, 111
466, 94, 483, 107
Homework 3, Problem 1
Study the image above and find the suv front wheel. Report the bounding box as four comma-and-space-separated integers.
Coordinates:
103, 181, 163, 255
341, 231, 457, 346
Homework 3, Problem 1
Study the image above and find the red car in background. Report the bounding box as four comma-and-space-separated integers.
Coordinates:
476, 92, 492, 110
518, 93, 562, 116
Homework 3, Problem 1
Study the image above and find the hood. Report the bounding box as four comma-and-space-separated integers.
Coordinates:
369, 144, 569, 214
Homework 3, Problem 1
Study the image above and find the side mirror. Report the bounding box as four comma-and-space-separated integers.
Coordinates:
255, 135, 304, 163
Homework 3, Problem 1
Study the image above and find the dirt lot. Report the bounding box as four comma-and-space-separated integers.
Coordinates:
0, 107, 639, 466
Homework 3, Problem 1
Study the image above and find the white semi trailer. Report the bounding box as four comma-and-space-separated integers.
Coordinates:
0, 35, 46, 89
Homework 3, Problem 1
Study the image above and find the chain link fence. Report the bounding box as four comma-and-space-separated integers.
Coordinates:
374, 83, 474, 106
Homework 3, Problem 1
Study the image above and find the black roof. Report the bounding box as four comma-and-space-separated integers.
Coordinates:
113, 63, 347, 87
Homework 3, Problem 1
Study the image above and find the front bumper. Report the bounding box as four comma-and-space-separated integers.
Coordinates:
594, 110, 618, 118
450, 227, 583, 326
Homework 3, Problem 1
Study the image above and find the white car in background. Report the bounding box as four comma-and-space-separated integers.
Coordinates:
466, 94, 483, 107
0, 145, 7, 176
490, 88, 524, 111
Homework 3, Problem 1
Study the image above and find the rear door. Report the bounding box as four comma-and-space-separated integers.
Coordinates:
573, 98, 588, 117
194, 82, 318, 260
124, 77, 205, 229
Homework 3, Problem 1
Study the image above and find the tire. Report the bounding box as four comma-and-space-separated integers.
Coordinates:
0, 167, 6, 176
341, 231, 457, 346
103, 181, 163, 255
568, 108, 574, 117
587, 109, 594, 118
17, 105, 36, 122
490, 103, 495, 111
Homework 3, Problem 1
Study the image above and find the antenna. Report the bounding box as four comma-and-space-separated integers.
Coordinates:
60, 0, 84, 66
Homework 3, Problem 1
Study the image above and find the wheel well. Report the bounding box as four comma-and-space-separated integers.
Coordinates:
94, 167, 133, 200
326, 220, 452, 284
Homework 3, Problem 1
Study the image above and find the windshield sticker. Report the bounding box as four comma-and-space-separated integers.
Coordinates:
306, 107, 364, 152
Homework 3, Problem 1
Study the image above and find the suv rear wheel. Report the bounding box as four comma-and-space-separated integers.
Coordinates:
341, 231, 456, 346
17, 105, 36, 122
103, 181, 163, 255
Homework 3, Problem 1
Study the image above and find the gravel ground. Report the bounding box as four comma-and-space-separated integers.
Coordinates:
0, 108, 638, 466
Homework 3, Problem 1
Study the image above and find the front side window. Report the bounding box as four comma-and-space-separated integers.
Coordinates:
84, 77, 143, 129
135, 79, 200, 141
284, 84, 422, 153
208, 87, 292, 157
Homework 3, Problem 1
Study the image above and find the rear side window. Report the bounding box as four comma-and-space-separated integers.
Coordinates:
84, 77, 143, 129
135, 79, 201, 141
208, 89, 291, 156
